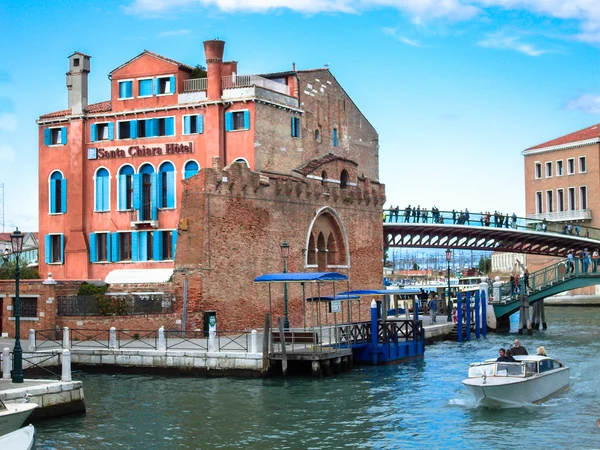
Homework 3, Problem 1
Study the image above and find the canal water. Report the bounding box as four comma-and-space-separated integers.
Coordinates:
36, 307, 600, 449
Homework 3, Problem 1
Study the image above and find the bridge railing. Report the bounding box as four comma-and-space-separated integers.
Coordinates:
383, 208, 600, 241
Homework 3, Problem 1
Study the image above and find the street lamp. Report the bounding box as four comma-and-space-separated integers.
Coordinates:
280, 242, 290, 329
446, 249, 452, 322
11, 227, 24, 383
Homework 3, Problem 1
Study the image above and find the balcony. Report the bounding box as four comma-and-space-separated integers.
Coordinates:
527, 209, 593, 222
183, 75, 290, 96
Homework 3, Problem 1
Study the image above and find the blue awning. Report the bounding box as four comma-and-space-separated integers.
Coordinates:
306, 294, 360, 302
254, 272, 349, 283
338, 288, 423, 296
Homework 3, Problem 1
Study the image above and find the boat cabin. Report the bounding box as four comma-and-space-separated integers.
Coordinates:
467, 356, 565, 378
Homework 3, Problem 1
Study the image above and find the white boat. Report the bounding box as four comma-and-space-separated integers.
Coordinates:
0, 398, 38, 436
0, 424, 35, 450
462, 355, 569, 407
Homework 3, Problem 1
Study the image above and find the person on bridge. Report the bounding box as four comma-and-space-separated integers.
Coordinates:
567, 251, 575, 274
452, 209, 457, 224
428, 294, 438, 324
404, 205, 411, 223
465, 208, 470, 225
582, 248, 590, 273
592, 249, 598, 272
523, 269, 531, 291
511, 339, 528, 355
542, 218, 548, 232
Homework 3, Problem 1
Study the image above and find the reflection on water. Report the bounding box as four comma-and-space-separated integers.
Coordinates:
36, 307, 600, 449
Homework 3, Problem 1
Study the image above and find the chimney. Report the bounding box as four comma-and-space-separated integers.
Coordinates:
66, 52, 91, 116
203, 39, 225, 101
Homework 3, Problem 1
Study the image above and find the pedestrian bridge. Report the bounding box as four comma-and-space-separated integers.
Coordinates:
383, 209, 600, 257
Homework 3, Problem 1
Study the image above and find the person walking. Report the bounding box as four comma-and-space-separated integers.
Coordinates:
592, 249, 599, 273
581, 248, 589, 273
566, 250, 574, 274
524, 268, 531, 291
428, 294, 438, 324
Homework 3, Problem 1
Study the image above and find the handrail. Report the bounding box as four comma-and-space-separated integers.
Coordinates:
383, 208, 600, 241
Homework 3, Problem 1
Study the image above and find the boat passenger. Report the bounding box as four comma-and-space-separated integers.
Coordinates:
505, 349, 516, 362
511, 339, 528, 355
497, 348, 509, 362
537, 346, 547, 356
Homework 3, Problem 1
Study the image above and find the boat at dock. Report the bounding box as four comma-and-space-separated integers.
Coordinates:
462, 355, 569, 407
0, 398, 38, 436
0, 424, 35, 450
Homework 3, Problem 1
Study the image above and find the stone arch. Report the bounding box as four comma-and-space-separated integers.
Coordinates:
304, 206, 350, 269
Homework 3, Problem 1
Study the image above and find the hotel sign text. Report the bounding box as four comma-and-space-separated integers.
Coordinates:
88, 142, 193, 160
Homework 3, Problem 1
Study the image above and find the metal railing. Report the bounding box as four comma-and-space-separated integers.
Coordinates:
270, 325, 352, 354
57, 294, 175, 316
222, 75, 290, 95
183, 78, 207, 92
528, 210, 592, 222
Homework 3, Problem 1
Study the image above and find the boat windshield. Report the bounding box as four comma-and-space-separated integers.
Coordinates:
495, 362, 526, 377
468, 362, 495, 378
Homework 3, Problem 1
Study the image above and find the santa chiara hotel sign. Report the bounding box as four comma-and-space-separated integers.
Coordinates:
87, 142, 193, 160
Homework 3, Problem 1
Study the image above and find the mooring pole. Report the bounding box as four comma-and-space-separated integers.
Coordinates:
457, 292, 463, 343
541, 299, 547, 330
474, 291, 481, 339
481, 290, 487, 337
370, 299, 378, 365
465, 292, 471, 341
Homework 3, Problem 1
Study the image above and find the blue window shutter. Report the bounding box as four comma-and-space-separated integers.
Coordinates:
102, 177, 109, 211
139, 79, 152, 96
130, 120, 138, 138
167, 171, 175, 208
106, 233, 111, 262
131, 232, 139, 262
60, 234, 64, 263
50, 180, 57, 213
95, 177, 102, 211
333, 128, 338, 147
225, 112, 233, 131
44, 128, 51, 146
90, 124, 97, 142
169, 76, 176, 93
153, 231, 163, 261
154, 79, 160, 95
62, 127, 68, 144
156, 172, 163, 208
145, 119, 153, 137
243, 110, 250, 130
90, 233, 97, 263
172, 231, 178, 259
166, 117, 174, 136
150, 173, 158, 220
291, 116, 295, 137
132, 174, 141, 210
111, 233, 120, 262
198, 115, 204, 134
108, 123, 114, 140
139, 232, 148, 261
44, 235, 51, 264
183, 116, 191, 134
118, 175, 126, 210
126, 81, 132, 98
119, 82, 126, 98
61, 179, 67, 213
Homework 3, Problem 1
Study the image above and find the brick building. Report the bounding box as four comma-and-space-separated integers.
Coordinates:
29, 40, 385, 331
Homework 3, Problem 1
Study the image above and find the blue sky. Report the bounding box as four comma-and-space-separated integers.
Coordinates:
0, 0, 599, 232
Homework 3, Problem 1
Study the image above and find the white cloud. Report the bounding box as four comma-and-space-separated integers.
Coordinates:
0, 144, 16, 162
477, 33, 546, 55
382, 27, 423, 46
158, 29, 192, 37
564, 94, 600, 114
0, 113, 17, 132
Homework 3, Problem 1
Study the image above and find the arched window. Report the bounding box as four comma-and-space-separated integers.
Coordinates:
315, 129, 321, 143
321, 171, 327, 186
49, 171, 66, 214
118, 165, 135, 210
137, 164, 157, 221
305, 207, 350, 269
94, 168, 110, 212
184, 160, 199, 179
158, 162, 175, 208
340, 169, 349, 189
233, 157, 249, 167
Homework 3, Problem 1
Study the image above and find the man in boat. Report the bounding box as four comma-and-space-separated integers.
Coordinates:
497, 348, 509, 362
511, 339, 528, 355
505, 349, 517, 362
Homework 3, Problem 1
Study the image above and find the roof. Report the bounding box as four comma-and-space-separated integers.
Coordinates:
254, 272, 349, 283
339, 289, 423, 297
105, 269, 174, 284
527, 123, 600, 151
109, 50, 194, 75
306, 294, 360, 302
293, 153, 358, 177
68, 51, 91, 58
39, 100, 112, 120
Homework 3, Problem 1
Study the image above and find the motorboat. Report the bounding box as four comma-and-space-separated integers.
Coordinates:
0, 424, 35, 450
462, 355, 569, 407
0, 398, 38, 436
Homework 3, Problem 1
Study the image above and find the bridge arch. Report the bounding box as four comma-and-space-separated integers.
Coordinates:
305, 206, 350, 270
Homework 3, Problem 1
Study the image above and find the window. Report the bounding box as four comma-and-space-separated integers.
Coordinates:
184, 160, 199, 179
557, 189, 565, 212
119, 80, 133, 99
118, 165, 135, 210
580, 186, 588, 209
315, 129, 321, 143
90, 232, 111, 262
115, 232, 133, 261
137, 117, 175, 138
567, 158, 575, 175
556, 160, 563, 176
91, 122, 114, 142
43, 127, 67, 146
333, 128, 339, 147
13, 297, 37, 318
183, 115, 204, 135
138, 78, 153, 97
291, 117, 301, 138
118, 120, 137, 140
158, 230, 177, 260
225, 110, 250, 131
49, 171, 67, 214
340, 170, 349, 189
139, 231, 154, 261
73, 58, 80, 67
568, 187, 576, 211
45, 234, 64, 264
546, 190, 553, 213
155, 76, 176, 95
135, 164, 157, 221
545, 161, 552, 178
94, 168, 110, 212
579, 156, 587, 173
534, 162, 542, 179
535, 192, 542, 214
158, 162, 175, 208
321, 170, 327, 186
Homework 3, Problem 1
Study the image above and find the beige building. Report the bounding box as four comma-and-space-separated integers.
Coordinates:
491, 252, 527, 274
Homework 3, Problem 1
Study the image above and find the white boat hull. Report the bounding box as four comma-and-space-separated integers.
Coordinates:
0, 403, 38, 436
0, 424, 35, 450
463, 367, 570, 407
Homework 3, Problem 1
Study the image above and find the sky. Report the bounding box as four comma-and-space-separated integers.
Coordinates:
0, 0, 599, 232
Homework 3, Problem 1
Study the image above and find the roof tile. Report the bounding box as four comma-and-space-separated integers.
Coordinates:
528, 123, 600, 150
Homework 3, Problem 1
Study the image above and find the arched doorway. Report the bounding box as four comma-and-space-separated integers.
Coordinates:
305, 207, 349, 270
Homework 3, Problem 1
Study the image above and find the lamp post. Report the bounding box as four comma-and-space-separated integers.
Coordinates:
280, 242, 290, 329
446, 249, 452, 322
11, 227, 24, 383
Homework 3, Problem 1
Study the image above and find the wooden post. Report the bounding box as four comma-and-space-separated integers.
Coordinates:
262, 313, 271, 373
541, 299, 547, 330
525, 295, 532, 335
278, 317, 288, 376
518, 295, 526, 335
